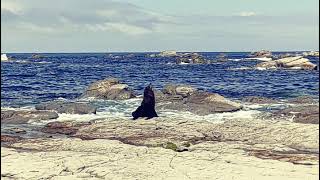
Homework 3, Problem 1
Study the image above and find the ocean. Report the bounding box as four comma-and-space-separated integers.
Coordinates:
1, 52, 319, 125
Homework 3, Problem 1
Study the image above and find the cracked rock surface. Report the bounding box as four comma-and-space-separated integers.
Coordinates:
1, 118, 319, 179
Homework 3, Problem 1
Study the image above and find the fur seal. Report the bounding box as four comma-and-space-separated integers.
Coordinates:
132, 84, 158, 120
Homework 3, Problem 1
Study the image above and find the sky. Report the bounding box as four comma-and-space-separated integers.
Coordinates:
1, 0, 319, 52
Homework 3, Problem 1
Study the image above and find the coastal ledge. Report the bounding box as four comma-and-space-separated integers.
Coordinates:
1, 118, 319, 179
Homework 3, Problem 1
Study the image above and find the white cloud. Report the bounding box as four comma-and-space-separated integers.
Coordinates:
239, 11, 257, 17
1, 1, 24, 14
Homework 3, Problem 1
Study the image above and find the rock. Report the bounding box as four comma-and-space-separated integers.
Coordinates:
1, 135, 23, 143
1, 110, 59, 124
162, 84, 197, 98
302, 51, 319, 57
1, 54, 9, 61
132, 85, 158, 120
158, 50, 177, 57
242, 96, 278, 104
158, 91, 242, 115
31, 54, 45, 59
35, 102, 96, 114
41, 121, 91, 135
274, 105, 319, 124
176, 53, 209, 64
249, 50, 273, 58
7, 128, 27, 134
81, 78, 136, 100
216, 53, 228, 62
256, 56, 317, 70
287, 96, 318, 104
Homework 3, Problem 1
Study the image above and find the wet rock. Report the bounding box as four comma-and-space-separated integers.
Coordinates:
1, 135, 23, 143
7, 128, 27, 134
287, 96, 318, 104
274, 105, 319, 124
1, 110, 59, 124
256, 56, 317, 70
41, 121, 92, 135
35, 102, 96, 114
242, 96, 278, 104
81, 78, 136, 100
162, 84, 197, 98
176, 53, 209, 64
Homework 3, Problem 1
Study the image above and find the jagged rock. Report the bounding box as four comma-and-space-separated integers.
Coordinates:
256, 56, 317, 70
242, 96, 278, 104
1, 110, 59, 124
249, 50, 273, 58
273, 105, 319, 124
81, 78, 136, 100
35, 102, 96, 114
176, 53, 209, 64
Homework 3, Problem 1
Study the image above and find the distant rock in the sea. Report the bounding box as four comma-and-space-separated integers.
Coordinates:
255, 56, 317, 70
176, 53, 210, 64
302, 51, 319, 57
242, 96, 279, 104
35, 102, 97, 114
31, 54, 45, 59
157, 84, 242, 115
215, 53, 228, 62
1, 54, 9, 61
81, 77, 136, 100
247, 50, 273, 61
158, 50, 177, 57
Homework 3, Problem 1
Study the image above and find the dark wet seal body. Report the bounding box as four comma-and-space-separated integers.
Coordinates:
132, 85, 158, 120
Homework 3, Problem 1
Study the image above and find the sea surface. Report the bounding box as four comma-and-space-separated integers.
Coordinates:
1, 52, 319, 125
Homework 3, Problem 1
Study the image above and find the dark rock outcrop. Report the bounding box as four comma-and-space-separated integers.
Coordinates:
81, 78, 136, 100
176, 53, 209, 64
35, 102, 96, 114
1, 110, 59, 124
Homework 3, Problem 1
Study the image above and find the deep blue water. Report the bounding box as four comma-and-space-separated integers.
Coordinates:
1, 52, 319, 107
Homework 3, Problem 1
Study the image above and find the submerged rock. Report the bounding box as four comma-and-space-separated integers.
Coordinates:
35, 102, 96, 114
255, 56, 317, 70
81, 78, 136, 100
1, 110, 59, 124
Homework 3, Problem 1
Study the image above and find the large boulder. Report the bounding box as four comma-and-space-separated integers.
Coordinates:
35, 102, 96, 114
256, 56, 317, 70
157, 85, 242, 115
81, 78, 136, 100
1, 110, 59, 124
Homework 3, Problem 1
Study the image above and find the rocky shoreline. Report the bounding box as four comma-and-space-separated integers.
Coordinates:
1, 77, 319, 179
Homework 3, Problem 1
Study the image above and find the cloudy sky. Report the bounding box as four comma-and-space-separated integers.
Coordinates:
1, 0, 319, 52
